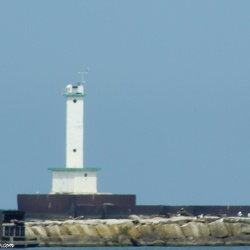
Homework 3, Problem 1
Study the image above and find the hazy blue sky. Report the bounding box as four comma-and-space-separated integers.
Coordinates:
0, 1, 250, 209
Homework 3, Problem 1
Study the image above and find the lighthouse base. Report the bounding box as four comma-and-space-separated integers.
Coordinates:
49, 168, 101, 194
17, 193, 136, 220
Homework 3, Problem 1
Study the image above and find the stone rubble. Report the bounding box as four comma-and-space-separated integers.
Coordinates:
25, 216, 250, 246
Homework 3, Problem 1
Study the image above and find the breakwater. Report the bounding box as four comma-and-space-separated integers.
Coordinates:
25, 215, 250, 246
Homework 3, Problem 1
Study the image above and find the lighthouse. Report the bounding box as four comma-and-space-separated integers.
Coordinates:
48, 74, 100, 193
17, 73, 136, 219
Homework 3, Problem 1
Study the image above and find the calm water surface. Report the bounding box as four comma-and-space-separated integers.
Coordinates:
27, 247, 250, 250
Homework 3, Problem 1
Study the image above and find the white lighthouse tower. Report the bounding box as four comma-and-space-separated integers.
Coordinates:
49, 72, 100, 193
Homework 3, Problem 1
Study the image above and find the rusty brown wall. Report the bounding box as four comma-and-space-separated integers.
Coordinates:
17, 194, 136, 219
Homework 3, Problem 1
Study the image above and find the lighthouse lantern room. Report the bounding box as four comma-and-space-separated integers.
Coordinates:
49, 76, 100, 193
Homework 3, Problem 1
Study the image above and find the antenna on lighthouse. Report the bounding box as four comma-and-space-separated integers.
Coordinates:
78, 68, 89, 84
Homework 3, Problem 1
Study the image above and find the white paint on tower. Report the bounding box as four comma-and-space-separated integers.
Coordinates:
65, 84, 84, 168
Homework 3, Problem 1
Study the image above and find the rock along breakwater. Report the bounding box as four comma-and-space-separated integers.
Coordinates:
25, 216, 250, 246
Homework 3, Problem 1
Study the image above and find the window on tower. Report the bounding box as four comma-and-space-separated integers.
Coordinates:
73, 99, 77, 103
73, 149, 77, 152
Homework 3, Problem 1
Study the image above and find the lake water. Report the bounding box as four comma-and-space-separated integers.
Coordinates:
27, 247, 250, 250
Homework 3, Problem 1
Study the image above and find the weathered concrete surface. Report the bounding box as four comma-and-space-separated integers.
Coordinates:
25, 216, 250, 246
